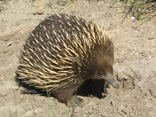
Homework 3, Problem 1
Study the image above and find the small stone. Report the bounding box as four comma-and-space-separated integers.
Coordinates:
0, 76, 4, 80
117, 105, 124, 112
131, 16, 135, 20
0, 81, 18, 96
23, 110, 33, 117
148, 37, 154, 40
148, 111, 154, 116
0, 105, 25, 117
6, 42, 12, 47
101, 111, 107, 116
32, 7, 44, 15
149, 86, 156, 98
130, 112, 135, 117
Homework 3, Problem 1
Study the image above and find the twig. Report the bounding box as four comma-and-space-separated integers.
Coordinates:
121, 1, 136, 24
135, 13, 156, 28
105, 0, 118, 15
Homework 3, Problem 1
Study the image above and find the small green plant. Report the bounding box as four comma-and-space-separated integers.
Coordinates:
8, 50, 15, 57
9, 92, 18, 117
0, 0, 9, 11
44, 77, 55, 117
0, 37, 6, 41
13, 91, 18, 117
123, 0, 156, 20
115, 0, 156, 25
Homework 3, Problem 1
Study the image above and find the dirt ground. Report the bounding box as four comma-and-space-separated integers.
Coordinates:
0, 0, 156, 117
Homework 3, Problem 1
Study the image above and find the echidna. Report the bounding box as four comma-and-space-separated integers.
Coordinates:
16, 13, 119, 106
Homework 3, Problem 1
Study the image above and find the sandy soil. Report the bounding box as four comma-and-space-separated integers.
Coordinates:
0, 0, 156, 117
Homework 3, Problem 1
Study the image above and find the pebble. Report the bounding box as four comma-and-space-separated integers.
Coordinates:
149, 86, 156, 98
21, 110, 33, 117
6, 41, 12, 47
0, 105, 25, 117
131, 16, 135, 20
130, 112, 135, 117
117, 105, 124, 112
0, 81, 18, 96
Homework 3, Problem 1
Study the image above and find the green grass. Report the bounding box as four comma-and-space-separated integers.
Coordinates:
44, 77, 55, 117
0, 37, 6, 41
8, 50, 15, 57
44, 79, 77, 117
104, 0, 156, 23
0, 0, 9, 11
9, 91, 18, 117
120, 0, 156, 21
13, 91, 18, 117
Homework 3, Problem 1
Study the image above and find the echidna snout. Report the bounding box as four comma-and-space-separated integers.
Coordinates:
105, 74, 119, 88
95, 71, 119, 89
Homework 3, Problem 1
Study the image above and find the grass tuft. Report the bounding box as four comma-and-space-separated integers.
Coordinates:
120, 0, 156, 22
0, 0, 9, 11
44, 74, 55, 117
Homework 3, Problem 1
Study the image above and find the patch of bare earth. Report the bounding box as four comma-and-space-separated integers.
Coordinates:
0, 0, 156, 117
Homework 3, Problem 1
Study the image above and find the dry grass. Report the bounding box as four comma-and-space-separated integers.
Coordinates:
120, 0, 156, 22
0, 0, 9, 11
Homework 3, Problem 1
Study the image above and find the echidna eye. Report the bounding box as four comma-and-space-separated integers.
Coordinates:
98, 71, 104, 76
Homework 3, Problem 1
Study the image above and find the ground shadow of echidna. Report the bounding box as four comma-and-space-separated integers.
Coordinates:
16, 77, 106, 99
77, 79, 106, 98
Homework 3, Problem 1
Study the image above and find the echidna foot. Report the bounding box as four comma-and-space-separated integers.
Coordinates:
68, 96, 85, 107
21, 88, 39, 94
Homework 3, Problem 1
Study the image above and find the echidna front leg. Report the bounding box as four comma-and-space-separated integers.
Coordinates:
103, 80, 108, 94
52, 86, 84, 106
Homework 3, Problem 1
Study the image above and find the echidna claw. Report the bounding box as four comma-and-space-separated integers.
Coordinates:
68, 97, 85, 107
21, 89, 38, 94
75, 97, 85, 106
103, 85, 108, 93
